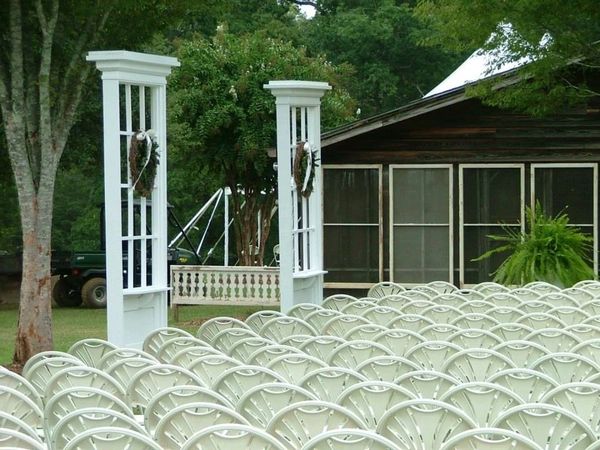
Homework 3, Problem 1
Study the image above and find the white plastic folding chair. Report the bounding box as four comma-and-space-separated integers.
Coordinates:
63, 426, 160, 450
442, 348, 516, 383
321, 294, 357, 311
510, 287, 541, 302
211, 328, 259, 353
259, 316, 318, 342
373, 329, 426, 356
245, 310, 285, 333
197, 317, 252, 343
266, 354, 328, 384
0, 411, 39, 444
212, 365, 286, 405
393, 370, 459, 400
104, 357, 158, 392
405, 341, 463, 372
562, 287, 595, 304
170, 345, 223, 368
572, 338, 600, 365
227, 336, 273, 362
367, 281, 405, 299
520, 313, 571, 333
186, 354, 241, 386
337, 381, 415, 430
237, 382, 318, 428
304, 309, 343, 332
580, 299, 600, 316
144, 384, 232, 435
522, 281, 561, 294
386, 314, 435, 332
473, 282, 511, 295
21, 350, 80, 379
143, 327, 193, 357
541, 382, 600, 437
456, 300, 496, 314
44, 365, 126, 404
0, 367, 42, 410
411, 285, 439, 298
154, 401, 249, 449
43, 386, 132, 437
529, 352, 600, 384
430, 293, 467, 308
376, 294, 412, 310
548, 305, 590, 325
440, 382, 524, 427
492, 340, 550, 368
516, 300, 553, 314
420, 305, 462, 324
127, 364, 205, 409
266, 400, 367, 450
0, 428, 45, 450
0, 386, 43, 430
419, 324, 461, 341
573, 280, 600, 289
491, 403, 595, 449
247, 344, 306, 366
355, 355, 421, 382
486, 306, 524, 323
487, 368, 559, 403
181, 423, 287, 450
24, 356, 85, 397
299, 367, 367, 403
272, 335, 314, 349
450, 312, 499, 330
298, 335, 346, 361
447, 328, 502, 349
362, 305, 402, 326
342, 323, 388, 341
51, 407, 145, 450
156, 336, 211, 363
340, 300, 378, 317
300, 428, 403, 450
98, 347, 158, 370
440, 427, 542, 450
288, 303, 324, 321
525, 327, 581, 353
537, 292, 579, 308
427, 280, 457, 294
321, 314, 371, 337
397, 299, 435, 315
455, 288, 486, 301
375, 399, 477, 450
489, 323, 534, 341
583, 314, 600, 328
67, 338, 118, 368
566, 324, 600, 343
483, 292, 523, 308
327, 340, 394, 369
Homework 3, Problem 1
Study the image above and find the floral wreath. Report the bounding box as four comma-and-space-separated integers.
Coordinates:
129, 129, 159, 197
293, 141, 319, 198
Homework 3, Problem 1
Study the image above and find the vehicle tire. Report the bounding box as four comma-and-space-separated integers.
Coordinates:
52, 277, 83, 307
81, 277, 107, 309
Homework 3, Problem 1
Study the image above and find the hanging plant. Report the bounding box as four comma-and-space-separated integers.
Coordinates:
129, 129, 159, 197
293, 141, 319, 198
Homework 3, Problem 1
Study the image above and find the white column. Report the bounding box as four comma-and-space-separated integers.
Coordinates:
264, 81, 331, 312
87, 51, 179, 347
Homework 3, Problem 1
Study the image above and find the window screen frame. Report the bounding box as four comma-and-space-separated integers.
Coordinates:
389, 164, 454, 286
531, 162, 598, 275
322, 164, 383, 289
459, 163, 526, 287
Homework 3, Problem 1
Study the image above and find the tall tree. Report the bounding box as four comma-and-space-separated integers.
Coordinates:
0, 0, 222, 364
169, 31, 356, 266
415, 0, 600, 115
303, 0, 464, 115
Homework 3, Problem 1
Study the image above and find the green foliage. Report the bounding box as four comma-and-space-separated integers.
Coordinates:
474, 203, 595, 287
304, 0, 465, 115
415, 0, 600, 115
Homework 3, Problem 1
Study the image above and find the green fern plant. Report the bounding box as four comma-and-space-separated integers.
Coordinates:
473, 202, 595, 287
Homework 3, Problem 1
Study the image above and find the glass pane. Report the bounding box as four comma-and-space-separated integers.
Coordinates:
324, 225, 379, 283
324, 169, 378, 223
463, 226, 518, 284
393, 226, 450, 283
463, 168, 521, 223
534, 167, 594, 224
393, 168, 449, 223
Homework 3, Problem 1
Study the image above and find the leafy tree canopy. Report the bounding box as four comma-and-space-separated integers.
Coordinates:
415, 0, 600, 115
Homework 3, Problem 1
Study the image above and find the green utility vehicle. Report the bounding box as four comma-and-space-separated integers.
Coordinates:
51, 203, 199, 308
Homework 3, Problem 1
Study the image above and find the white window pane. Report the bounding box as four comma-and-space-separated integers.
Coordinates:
324, 169, 379, 223
324, 225, 379, 283
463, 225, 518, 284
463, 168, 521, 223
393, 169, 449, 223
393, 226, 450, 283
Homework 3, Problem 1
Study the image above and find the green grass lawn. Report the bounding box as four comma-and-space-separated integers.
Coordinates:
0, 304, 272, 365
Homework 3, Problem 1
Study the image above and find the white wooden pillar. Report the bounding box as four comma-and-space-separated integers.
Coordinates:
87, 51, 179, 347
264, 81, 331, 312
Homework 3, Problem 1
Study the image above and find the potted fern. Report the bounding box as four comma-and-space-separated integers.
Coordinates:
474, 202, 595, 287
